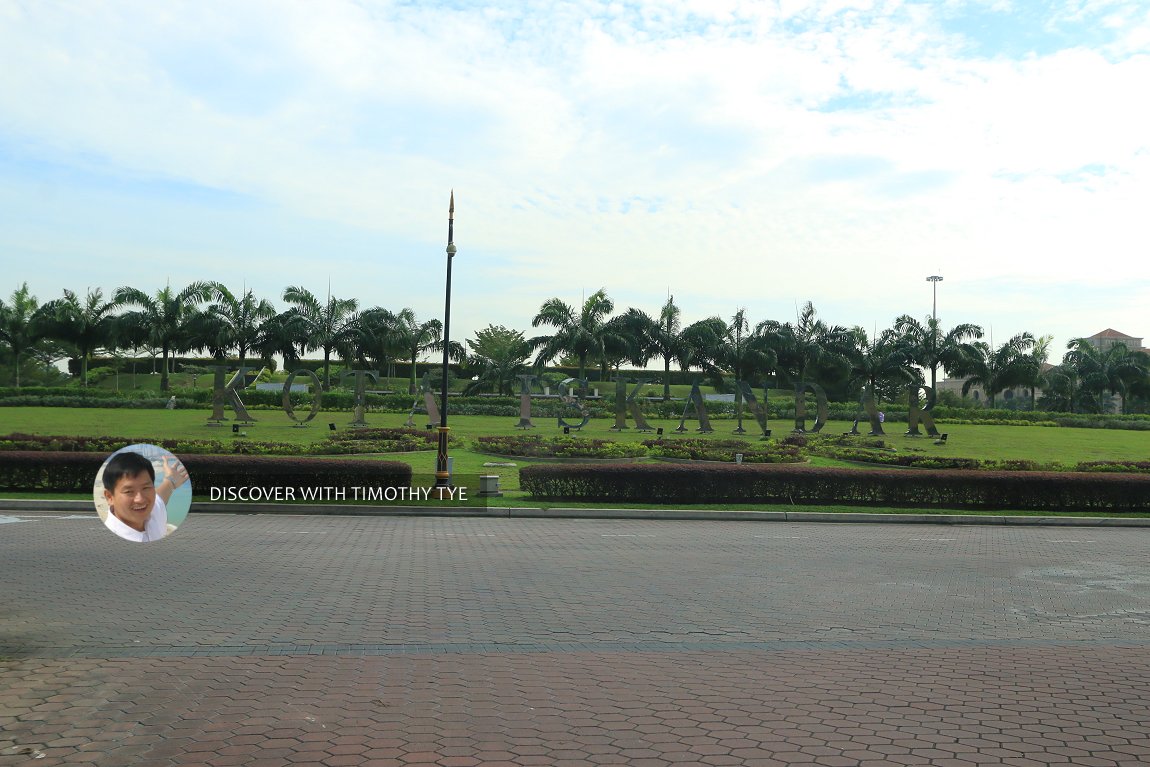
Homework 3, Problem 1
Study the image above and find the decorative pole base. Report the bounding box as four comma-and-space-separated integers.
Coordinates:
434, 425, 452, 493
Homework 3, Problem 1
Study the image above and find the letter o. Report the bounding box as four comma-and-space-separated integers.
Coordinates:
283, 369, 323, 423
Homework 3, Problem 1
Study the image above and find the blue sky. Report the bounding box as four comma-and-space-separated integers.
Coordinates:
2, 0, 1148, 368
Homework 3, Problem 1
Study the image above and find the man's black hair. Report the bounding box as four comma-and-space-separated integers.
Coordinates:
102, 451, 155, 492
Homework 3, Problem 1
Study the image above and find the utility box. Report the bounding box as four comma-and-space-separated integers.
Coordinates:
478, 475, 502, 497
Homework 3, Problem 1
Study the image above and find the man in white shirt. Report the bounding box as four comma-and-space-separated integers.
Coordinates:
102, 452, 188, 543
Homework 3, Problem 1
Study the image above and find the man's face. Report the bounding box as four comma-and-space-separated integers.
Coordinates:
104, 470, 156, 532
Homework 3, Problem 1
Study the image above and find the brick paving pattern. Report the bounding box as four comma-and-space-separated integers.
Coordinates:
2, 512, 1150, 765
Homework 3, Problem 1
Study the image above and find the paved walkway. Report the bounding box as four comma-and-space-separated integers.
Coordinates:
3, 512, 1150, 766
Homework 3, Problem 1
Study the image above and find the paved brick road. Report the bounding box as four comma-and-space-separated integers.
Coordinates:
3, 512, 1150, 766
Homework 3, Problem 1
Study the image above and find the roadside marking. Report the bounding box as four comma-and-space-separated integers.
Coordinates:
0, 514, 93, 522
1047, 540, 1096, 543
753, 535, 807, 539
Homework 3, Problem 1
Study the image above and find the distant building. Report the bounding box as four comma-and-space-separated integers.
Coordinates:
1084, 328, 1145, 354
936, 328, 1145, 408
934, 373, 1043, 407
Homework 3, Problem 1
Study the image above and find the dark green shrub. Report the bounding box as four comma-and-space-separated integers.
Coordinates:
0, 451, 411, 495
520, 463, 1150, 511
1076, 461, 1150, 473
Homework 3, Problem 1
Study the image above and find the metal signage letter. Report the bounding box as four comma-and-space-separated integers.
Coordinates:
207, 364, 256, 424
906, 385, 940, 437
793, 382, 829, 433
675, 380, 713, 433
735, 381, 770, 437
557, 377, 590, 430
515, 374, 539, 429
340, 369, 379, 427
283, 369, 323, 424
609, 377, 653, 432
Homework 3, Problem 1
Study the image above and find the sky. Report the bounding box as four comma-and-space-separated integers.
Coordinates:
2, 0, 1148, 372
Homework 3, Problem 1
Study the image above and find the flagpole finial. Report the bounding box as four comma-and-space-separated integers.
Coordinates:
449, 190, 454, 220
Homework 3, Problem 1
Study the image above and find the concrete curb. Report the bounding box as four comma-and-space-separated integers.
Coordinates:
4, 498, 1150, 527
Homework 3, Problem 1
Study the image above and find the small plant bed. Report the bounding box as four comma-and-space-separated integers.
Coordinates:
810, 446, 1049, 471
783, 433, 890, 449
474, 434, 648, 459
643, 438, 803, 463
317, 427, 459, 454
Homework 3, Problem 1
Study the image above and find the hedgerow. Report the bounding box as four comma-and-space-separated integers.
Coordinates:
519, 463, 1150, 511
0, 451, 411, 494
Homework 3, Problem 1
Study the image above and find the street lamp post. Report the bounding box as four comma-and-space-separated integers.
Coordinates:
926, 275, 943, 321
925, 275, 944, 403
435, 192, 456, 493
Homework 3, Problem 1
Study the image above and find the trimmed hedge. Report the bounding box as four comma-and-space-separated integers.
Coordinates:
474, 435, 648, 459
0, 451, 412, 494
643, 438, 803, 464
519, 463, 1150, 511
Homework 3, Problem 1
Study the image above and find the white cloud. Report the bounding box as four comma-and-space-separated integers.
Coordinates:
0, 0, 1147, 358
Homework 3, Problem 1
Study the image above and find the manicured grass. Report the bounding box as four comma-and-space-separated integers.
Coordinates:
2, 406, 1147, 461
2, 406, 1148, 509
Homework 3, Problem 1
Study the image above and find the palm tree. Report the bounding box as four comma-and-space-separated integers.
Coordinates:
1022, 334, 1053, 410
387, 308, 444, 395
1063, 339, 1150, 415
599, 307, 658, 381
761, 302, 853, 394
281, 286, 360, 390
677, 316, 727, 378
255, 311, 309, 370
894, 315, 983, 399
530, 289, 619, 382
691, 309, 776, 432
39, 288, 120, 387
956, 332, 1036, 408
1037, 363, 1080, 413
625, 296, 697, 400
463, 324, 532, 395
199, 286, 276, 363
356, 307, 401, 379
0, 283, 46, 388
847, 326, 916, 432
114, 282, 216, 391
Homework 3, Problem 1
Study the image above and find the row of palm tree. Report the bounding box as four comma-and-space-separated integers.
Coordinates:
2, 282, 1148, 413
523, 290, 1148, 413
0, 282, 449, 393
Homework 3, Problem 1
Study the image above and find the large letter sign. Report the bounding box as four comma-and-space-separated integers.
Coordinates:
340, 369, 379, 427
208, 365, 256, 424
515, 374, 539, 429
793, 382, 829, 433
405, 372, 440, 428
849, 386, 885, 435
282, 369, 323, 424
906, 385, 940, 437
557, 377, 590, 430
609, 377, 654, 432
734, 381, 771, 437
675, 381, 714, 433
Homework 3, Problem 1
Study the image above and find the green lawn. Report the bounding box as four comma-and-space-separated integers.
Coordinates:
2, 406, 1147, 460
